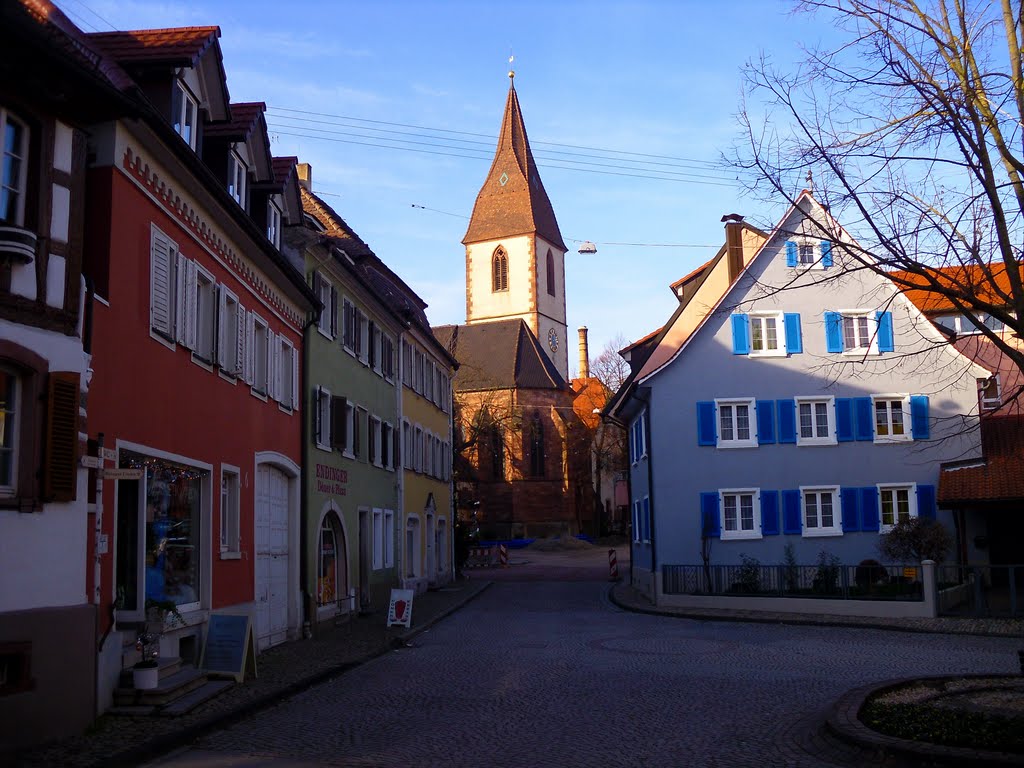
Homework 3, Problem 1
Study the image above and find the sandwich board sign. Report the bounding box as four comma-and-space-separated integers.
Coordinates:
386, 589, 415, 628
200, 613, 257, 682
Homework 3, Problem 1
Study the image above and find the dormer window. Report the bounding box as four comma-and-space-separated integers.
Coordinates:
171, 81, 198, 150
227, 147, 247, 207
1, 109, 28, 227
267, 200, 282, 248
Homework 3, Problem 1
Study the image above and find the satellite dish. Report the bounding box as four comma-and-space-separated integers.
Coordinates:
577, 241, 597, 255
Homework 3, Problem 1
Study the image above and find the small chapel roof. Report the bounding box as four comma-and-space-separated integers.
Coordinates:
462, 78, 566, 252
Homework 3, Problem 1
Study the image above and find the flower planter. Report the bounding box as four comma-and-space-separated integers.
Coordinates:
133, 665, 159, 690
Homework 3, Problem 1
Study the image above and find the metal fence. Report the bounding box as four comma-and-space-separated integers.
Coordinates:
935, 564, 1024, 617
662, 562, 924, 602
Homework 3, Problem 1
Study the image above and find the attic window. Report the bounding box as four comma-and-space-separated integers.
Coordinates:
267, 200, 282, 248
227, 148, 247, 207
171, 81, 198, 150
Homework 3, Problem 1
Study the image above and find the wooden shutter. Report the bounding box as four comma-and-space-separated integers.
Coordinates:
330, 286, 338, 338
696, 401, 716, 446
291, 345, 300, 409
876, 311, 894, 352
854, 397, 874, 441
755, 400, 776, 444
731, 314, 749, 354
917, 484, 937, 519
313, 386, 322, 443
761, 491, 779, 535
785, 240, 798, 267
150, 231, 174, 336
910, 396, 930, 439
860, 486, 880, 531
776, 399, 797, 444
824, 311, 843, 353
175, 252, 188, 344
781, 490, 802, 535
820, 240, 833, 268
235, 303, 246, 377
331, 397, 347, 450
184, 259, 198, 349
216, 286, 229, 368
835, 398, 854, 442
393, 425, 401, 470
43, 372, 79, 502
353, 409, 361, 457
700, 492, 720, 538
244, 311, 255, 384
783, 313, 802, 353
841, 487, 860, 532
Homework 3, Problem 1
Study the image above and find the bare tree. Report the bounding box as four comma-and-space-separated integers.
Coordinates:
590, 333, 631, 393
734, 0, 1024, 389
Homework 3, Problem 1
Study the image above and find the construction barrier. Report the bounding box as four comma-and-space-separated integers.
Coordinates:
499, 544, 508, 568
465, 546, 497, 569
608, 548, 619, 580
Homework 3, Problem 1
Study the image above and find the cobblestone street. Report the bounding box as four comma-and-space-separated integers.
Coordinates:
150, 579, 1022, 768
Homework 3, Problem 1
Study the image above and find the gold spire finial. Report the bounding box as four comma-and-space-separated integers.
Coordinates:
508, 52, 515, 80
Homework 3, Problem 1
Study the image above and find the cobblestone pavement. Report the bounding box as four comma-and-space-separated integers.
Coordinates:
151, 581, 1023, 768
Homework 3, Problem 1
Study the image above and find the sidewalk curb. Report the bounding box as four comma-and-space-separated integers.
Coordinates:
606, 583, 1023, 638
101, 581, 493, 768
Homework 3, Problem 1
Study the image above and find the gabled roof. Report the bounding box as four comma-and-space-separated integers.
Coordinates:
433, 320, 566, 392
462, 79, 566, 252
86, 26, 220, 67
668, 257, 715, 301
894, 263, 1013, 314
205, 101, 266, 139
571, 377, 611, 428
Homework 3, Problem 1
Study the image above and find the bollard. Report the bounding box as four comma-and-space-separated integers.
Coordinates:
609, 548, 618, 581
499, 544, 508, 568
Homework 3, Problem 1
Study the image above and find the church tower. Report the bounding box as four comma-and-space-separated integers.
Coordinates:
462, 70, 569, 379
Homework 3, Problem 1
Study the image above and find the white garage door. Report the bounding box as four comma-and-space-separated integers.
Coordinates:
256, 465, 290, 650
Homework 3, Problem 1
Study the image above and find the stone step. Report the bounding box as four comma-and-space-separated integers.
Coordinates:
160, 680, 234, 716
118, 656, 182, 688
113, 666, 206, 707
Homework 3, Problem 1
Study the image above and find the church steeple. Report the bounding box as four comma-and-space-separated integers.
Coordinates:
462, 78, 566, 251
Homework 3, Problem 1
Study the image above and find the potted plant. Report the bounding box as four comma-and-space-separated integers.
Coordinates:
132, 598, 184, 690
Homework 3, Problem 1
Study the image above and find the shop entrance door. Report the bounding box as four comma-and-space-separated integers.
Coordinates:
255, 465, 290, 650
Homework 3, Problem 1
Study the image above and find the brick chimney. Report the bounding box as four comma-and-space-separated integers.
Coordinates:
578, 326, 590, 379
721, 213, 745, 283
296, 162, 313, 191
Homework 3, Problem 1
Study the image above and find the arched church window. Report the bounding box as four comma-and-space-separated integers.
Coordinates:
528, 412, 545, 478
492, 247, 508, 292
546, 250, 555, 296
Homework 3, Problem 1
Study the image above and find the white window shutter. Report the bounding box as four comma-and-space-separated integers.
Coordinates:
216, 286, 228, 368
235, 303, 246, 377
314, 385, 322, 443
150, 232, 173, 335
184, 259, 198, 349
292, 344, 300, 410
175, 252, 188, 344
268, 331, 278, 400
244, 310, 255, 384
330, 286, 338, 338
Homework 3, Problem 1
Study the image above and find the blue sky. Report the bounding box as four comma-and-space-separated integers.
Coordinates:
58, 0, 839, 368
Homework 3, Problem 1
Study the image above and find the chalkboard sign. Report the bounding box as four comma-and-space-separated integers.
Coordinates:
200, 613, 257, 682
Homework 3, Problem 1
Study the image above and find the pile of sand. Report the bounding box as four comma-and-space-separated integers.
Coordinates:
527, 535, 594, 552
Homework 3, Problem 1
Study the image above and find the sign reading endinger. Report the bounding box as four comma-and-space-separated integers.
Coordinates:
200, 613, 257, 682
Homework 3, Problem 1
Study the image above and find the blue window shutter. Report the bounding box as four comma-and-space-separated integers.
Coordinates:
824, 311, 843, 353
876, 311, 894, 352
777, 399, 797, 444
854, 397, 874, 441
761, 490, 780, 535
731, 314, 750, 355
642, 498, 651, 540
917, 484, 937, 520
835, 398, 854, 442
860, 486, 880, 532
697, 401, 717, 446
820, 240, 833, 268
784, 313, 802, 353
756, 400, 776, 444
786, 240, 798, 267
782, 490, 802, 534
841, 487, 860, 532
911, 396, 930, 440
701, 492, 721, 538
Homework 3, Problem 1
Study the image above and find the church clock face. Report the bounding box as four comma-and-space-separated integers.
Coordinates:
547, 328, 559, 352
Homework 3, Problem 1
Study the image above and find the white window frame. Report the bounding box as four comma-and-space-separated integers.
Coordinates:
251, 313, 270, 398
171, 80, 198, 150
315, 272, 333, 339
795, 396, 836, 446
934, 312, 1005, 336
384, 510, 395, 567
370, 415, 382, 467
149, 225, 179, 346
840, 310, 879, 356
227, 146, 247, 206
357, 310, 368, 364
878, 483, 918, 532
403, 420, 412, 470
315, 386, 332, 450
0, 109, 29, 227
720, 488, 761, 541
267, 199, 282, 249
748, 312, 786, 357
632, 500, 641, 543
979, 375, 1002, 411
191, 263, 217, 364
414, 426, 423, 473
715, 398, 757, 449
343, 401, 357, 458
372, 508, 384, 570
630, 411, 647, 464
278, 336, 297, 411
872, 394, 911, 443
381, 333, 395, 383
220, 465, 241, 557
800, 486, 842, 537
216, 287, 243, 378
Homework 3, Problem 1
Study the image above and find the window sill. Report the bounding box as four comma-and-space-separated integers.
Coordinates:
250, 387, 268, 402
874, 436, 912, 444
802, 529, 843, 538
278, 403, 294, 415
191, 353, 215, 372
316, 326, 333, 340
219, 551, 242, 561
796, 438, 837, 447
218, 370, 239, 385
716, 442, 758, 450
721, 532, 763, 541
315, 443, 333, 454
842, 349, 879, 357
149, 329, 176, 352
748, 350, 787, 358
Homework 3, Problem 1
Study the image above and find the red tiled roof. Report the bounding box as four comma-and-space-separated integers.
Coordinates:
570, 377, 611, 428
939, 455, 1024, 504
894, 263, 1013, 313
620, 326, 663, 355
669, 258, 714, 292
86, 26, 220, 67
462, 80, 566, 252
272, 156, 298, 185
205, 102, 266, 139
